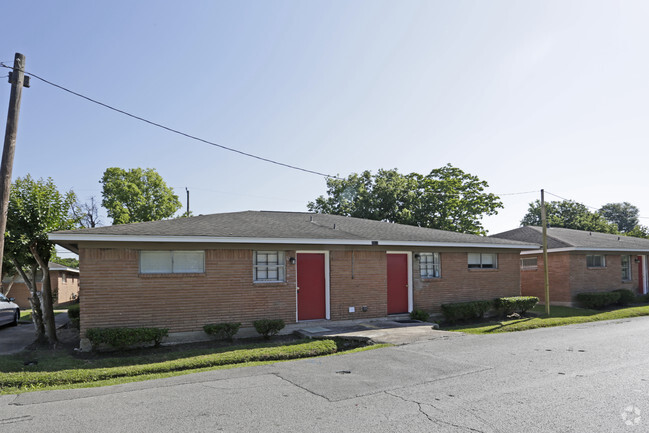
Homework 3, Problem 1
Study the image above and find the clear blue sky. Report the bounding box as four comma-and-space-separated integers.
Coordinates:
2, 0, 649, 251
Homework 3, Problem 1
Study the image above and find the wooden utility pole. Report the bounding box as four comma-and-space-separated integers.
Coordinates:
0, 53, 28, 274
185, 187, 190, 216
541, 189, 550, 315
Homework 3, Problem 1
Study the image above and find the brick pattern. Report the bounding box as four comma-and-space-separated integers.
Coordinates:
413, 251, 521, 313
329, 250, 387, 320
78, 246, 523, 335
521, 252, 640, 304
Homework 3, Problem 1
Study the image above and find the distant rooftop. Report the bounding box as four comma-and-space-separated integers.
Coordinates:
492, 226, 649, 252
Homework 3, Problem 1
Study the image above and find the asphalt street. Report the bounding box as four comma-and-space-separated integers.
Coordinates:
2, 317, 649, 432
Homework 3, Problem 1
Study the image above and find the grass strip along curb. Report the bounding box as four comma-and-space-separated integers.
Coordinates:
1, 339, 337, 392
447, 305, 649, 334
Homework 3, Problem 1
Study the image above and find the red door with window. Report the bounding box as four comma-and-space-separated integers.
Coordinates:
387, 254, 408, 314
297, 253, 326, 320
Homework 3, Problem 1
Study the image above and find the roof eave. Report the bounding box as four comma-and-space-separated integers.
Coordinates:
522, 247, 649, 255
48, 233, 537, 249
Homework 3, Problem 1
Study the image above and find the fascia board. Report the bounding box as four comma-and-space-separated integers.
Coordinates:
521, 247, 649, 255
48, 233, 536, 249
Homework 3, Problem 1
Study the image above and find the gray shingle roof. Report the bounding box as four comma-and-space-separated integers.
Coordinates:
492, 226, 649, 252
50, 211, 536, 248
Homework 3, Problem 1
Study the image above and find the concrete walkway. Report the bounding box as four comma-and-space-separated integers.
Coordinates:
0, 312, 69, 355
294, 318, 458, 345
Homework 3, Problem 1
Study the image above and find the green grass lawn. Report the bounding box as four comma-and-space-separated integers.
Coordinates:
444, 304, 649, 334
19, 310, 64, 321
0, 338, 387, 395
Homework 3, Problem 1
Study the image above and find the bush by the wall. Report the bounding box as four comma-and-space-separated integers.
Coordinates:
253, 319, 285, 339
67, 303, 80, 329
203, 322, 241, 341
409, 309, 430, 322
636, 294, 649, 304
494, 296, 539, 315
612, 289, 635, 306
575, 292, 621, 309
86, 327, 169, 351
441, 300, 492, 324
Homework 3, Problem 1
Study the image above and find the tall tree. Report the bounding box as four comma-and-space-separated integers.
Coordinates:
521, 199, 618, 233
308, 164, 502, 235
101, 167, 182, 225
598, 202, 639, 233
75, 196, 102, 228
5, 175, 79, 344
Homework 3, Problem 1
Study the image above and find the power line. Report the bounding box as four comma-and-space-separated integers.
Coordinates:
545, 190, 649, 220
0, 63, 341, 180
494, 190, 538, 196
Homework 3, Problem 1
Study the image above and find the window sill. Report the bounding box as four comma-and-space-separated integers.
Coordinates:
521, 268, 538, 271
420, 277, 443, 281
586, 267, 607, 270
468, 268, 499, 272
139, 273, 206, 278
253, 281, 287, 286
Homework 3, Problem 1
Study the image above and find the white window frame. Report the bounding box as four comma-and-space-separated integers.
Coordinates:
468, 253, 498, 269
621, 255, 631, 281
520, 257, 538, 270
419, 253, 441, 278
139, 250, 205, 274
253, 251, 286, 283
586, 254, 606, 268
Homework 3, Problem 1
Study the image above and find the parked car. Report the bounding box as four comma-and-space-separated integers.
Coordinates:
0, 293, 19, 326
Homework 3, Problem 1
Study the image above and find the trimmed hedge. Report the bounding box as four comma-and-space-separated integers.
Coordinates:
409, 309, 430, 322
636, 294, 649, 304
575, 292, 621, 309
67, 304, 80, 329
612, 289, 635, 306
86, 327, 169, 351
253, 319, 285, 339
494, 296, 539, 315
203, 322, 241, 341
441, 300, 492, 323
67, 303, 80, 319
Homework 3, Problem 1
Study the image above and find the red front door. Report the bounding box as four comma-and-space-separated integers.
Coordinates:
297, 253, 326, 320
387, 254, 408, 314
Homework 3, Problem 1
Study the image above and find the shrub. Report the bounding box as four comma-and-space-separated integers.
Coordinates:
441, 300, 492, 324
203, 322, 241, 341
612, 289, 635, 306
494, 296, 539, 315
409, 309, 430, 322
636, 294, 649, 304
575, 292, 621, 309
67, 304, 80, 329
253, 319, 285, 339
67, 303, 80, 319
85, 327, 169, 351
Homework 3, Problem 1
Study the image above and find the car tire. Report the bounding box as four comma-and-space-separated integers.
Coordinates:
11, 309, 19, 326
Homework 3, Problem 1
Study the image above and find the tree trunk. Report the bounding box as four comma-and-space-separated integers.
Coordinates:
1, 274, 16, 296
30, 244, 57, 345
13, 259, 45, 341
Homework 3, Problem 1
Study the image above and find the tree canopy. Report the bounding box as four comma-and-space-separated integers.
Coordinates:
598, 202, 639, 233
521, 199, 619, 233
307, 164, 503, 235
5, 175, 79, 343
101, 167, 182, 225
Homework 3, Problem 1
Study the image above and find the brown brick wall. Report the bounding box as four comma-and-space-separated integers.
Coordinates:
78, 245, 524, 335
79, 248, 298, 334
521, 253, 571, 303
413, 251, 521, 313
521, 252, 639, 304
52, 271, 80, 305
329, 250, 387, 320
